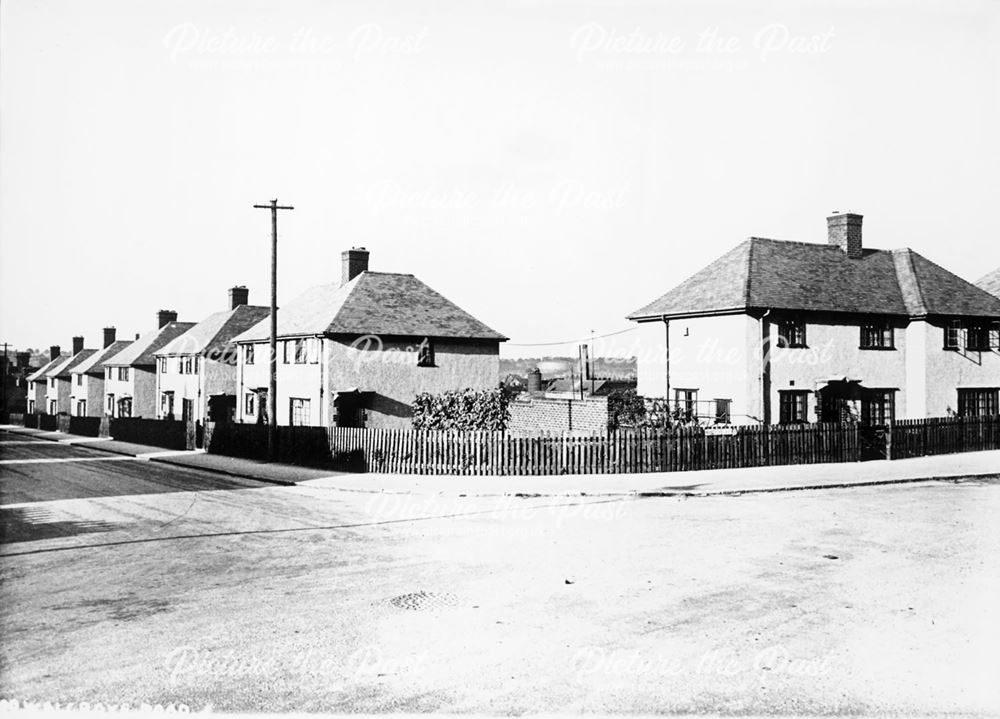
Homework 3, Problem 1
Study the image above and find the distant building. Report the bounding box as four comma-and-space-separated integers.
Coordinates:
978, 267, 1000, 299
154, 287, 269, 424
42, 337, 97, 415
70, 328, 131, 417
1, 351, 34, 415
25, 347, 62, 414
102, 311, 195, 418
232, 248, 506, 429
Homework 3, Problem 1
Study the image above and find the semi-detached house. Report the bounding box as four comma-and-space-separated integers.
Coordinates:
43, 337, 96, 416
70, 328, 131, 417
102, 311, 195, 418
628, 212, 1000, 425
25, 347, 62, 414
232, 248, 506, 429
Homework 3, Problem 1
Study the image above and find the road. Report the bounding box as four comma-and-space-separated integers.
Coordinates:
1, 429, 999, 714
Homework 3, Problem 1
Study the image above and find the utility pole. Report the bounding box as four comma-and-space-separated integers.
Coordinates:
1, 343, 7, 416
253, 199, 294, 460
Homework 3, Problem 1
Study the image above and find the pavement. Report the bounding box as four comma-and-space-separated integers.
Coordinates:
1, 427, 998, 714
3, 423, 998, 497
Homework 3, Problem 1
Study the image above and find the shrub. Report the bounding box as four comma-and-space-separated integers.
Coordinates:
412, 388, 511, 431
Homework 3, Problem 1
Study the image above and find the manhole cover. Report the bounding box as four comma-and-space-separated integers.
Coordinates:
386, 591, 459, 611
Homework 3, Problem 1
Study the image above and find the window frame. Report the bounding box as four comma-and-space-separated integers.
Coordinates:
957, 388, 1000, 417
714, 398, 732, 425
289, 397, 311, 426
860, 319, 894, 350
417, 338, 435, 368
862, 389, 896, 426
779, 390, 810, 425
245, 344, 255, 365
776, 318, 807, 348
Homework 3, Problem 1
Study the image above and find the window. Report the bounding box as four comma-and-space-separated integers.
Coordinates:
76, 374, 82, 386
992, 322, 1000, 351
417, 338, 435, 367
293, 338, 308, 364
182, 398, 194, 422
161, 391, 175, 419
290, 397, 311, 426
107, 367, 112, 380
860, 320, 893, 349
308, 338, 319, 364
76, 400, 86, 417
49, 378, 55, 389
779, 391, 810, 424
184, 357, 193, 374
193, 356, 199, 373
106, 394, 115, 415
244, 392, 256, 417
966, 323, 991, 351
117, 367, 129, 381
159, 357, 167, 373
245, 344, 255, 365
777, 319, 807, 348
674, 388, 697, 420
862, 389, 895, 425
714, 398, 732, 424
944, 320, 963, 350
957, 388, 999, 417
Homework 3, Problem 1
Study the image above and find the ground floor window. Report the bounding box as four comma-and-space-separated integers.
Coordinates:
674, 388, 698, 420
714, 398, 732, 424
106, 394, 114, 416
957, 388, 999, 417
244, 392, 256, 418
779, 391, 810, 424
28, 399, 35, 413
76, 400, 87, 417
161, 391, 175, 419
290, 397, 311, 426
862, 389, 896, 425
48, 399, 57, 414
182, 398, 194, 422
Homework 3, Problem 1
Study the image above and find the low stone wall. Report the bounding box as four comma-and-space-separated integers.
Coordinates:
507, 395, 609, 435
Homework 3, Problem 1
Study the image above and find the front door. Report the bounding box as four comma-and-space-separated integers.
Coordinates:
817, 381, 862, 424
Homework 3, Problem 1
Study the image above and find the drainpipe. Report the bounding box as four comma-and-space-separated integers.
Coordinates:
759, 309, 772, 425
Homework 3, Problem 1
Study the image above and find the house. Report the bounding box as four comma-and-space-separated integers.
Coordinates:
232, 248, 506, 429
25, 347, 62, 414
153, 287, 269, 423
43, 337, 98, 415
978, 267, 1000, 299
70, 328, 131, 417
2, 351, 34, 415
102, 311, 195, 418
627, 212, 1000, 425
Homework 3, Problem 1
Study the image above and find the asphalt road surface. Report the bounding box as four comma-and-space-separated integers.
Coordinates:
2, 429, 998, 714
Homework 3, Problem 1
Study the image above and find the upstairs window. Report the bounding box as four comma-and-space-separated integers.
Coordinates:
293, 338, 308, 364
245, 344, 255, 365
944, 320, 963, 350
966, 323, 993, 351
76, 374, 82, 386
417, 339, 435, 368
777, 319, 807, 348
860, 320, 893, 349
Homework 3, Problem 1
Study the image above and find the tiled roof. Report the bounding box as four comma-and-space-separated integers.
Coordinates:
46, 349, 98, 378
233, 272, 506, 342
977, 267, 1000, 298
156, 305, 270, 357
27, 357, 65, 383
103, 322, 197, 367
628, 238, 1000, 320
72, 341, 133, 376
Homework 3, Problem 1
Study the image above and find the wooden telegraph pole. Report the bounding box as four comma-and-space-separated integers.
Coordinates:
253, 199, 294, 460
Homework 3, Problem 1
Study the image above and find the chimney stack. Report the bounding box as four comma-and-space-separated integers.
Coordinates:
827, 212, 864, 259
103, 327, 117, 348
50, 346, 61, 362
342, 247, 370, 286
228, 286, 249, 309
157, 310, 178, 328
72, 336, 84, 355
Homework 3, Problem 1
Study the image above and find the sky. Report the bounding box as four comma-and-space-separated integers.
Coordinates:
2, 0, 998, 359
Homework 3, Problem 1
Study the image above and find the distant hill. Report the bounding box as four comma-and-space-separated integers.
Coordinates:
500, 356, 636, 381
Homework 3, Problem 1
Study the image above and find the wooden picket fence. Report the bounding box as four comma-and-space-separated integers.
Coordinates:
327, 422, 862, 475
888, 415, 1000, 460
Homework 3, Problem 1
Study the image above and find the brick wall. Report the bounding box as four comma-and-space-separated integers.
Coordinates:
507, 395, 609, 434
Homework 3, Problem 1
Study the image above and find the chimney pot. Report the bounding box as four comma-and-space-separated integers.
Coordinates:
72, 336, 84, 355
50, 346, 61, 362
157, 309, 178, 328
827, 212, 864, 259
341, 247, 370, 286
228, 286, 249, 309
